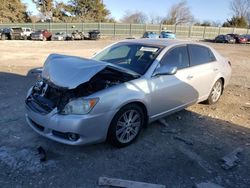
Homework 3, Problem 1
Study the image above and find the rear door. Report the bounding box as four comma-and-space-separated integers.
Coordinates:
186, 44, 217, 100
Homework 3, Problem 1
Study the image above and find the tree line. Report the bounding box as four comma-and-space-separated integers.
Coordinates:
0, 0, 111, 23
0, 0, 250, 28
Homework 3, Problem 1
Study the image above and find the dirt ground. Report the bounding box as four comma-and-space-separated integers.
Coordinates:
0, 40, 249, 188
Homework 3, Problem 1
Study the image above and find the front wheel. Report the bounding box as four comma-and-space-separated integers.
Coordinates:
108, 104, 145, 147
1, 34, 6, 40
205, 79, 223, 105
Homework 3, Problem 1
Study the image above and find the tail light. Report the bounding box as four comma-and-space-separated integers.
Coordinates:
228, 61, 231, 66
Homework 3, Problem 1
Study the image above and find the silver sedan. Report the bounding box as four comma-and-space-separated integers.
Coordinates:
25, 39, 232, 147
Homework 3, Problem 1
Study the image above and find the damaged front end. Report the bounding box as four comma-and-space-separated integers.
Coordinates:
26, 54, 139, 115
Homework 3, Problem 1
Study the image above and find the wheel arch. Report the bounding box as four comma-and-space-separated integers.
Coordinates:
114, 100, 149, 127
204, 77, 225, 105
210, 76, 225, 95
128, 101, 148, 126
219, 77, 225, 94
123, 101, 148, 125
106, 100, 149, 146
213, 77, 224, 94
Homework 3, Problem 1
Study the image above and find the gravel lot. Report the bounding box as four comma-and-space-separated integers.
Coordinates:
0, 40, 250, 188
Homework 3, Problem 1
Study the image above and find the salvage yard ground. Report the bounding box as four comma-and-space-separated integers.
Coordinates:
0, 40, 250, 188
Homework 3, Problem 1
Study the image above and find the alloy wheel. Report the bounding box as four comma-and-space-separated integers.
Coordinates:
211, 81, 222, 103
116, 109, 141, 144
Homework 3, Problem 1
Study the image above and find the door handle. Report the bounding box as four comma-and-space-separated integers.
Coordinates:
187, 75, 194, 80
213, 68, 218, 72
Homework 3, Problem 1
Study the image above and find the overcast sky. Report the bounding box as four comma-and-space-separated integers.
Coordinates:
22, 0, 232, 23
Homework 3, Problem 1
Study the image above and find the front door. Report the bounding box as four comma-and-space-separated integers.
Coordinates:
149, 45, 198, 118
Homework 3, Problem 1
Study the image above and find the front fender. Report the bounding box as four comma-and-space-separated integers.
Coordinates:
89, 79, 151, 116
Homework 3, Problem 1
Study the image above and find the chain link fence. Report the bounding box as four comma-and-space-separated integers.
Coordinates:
0, 22, 249, 39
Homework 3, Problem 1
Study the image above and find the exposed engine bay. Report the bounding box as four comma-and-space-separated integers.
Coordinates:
26, 67, 138, 114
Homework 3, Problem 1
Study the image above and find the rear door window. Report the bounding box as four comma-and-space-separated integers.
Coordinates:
161, 45, 190, 69
188, 44, 216, 66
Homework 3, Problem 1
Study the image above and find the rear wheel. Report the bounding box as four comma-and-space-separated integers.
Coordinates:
108, 104, 145, 147
205, 79, 223, 105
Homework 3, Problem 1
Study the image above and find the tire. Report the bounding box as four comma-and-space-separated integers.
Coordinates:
107, 104, 145, 147
205, 79, 223, 105
1, 34, 6, 40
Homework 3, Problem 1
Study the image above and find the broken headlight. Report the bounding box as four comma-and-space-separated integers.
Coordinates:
61, 98, 99, 115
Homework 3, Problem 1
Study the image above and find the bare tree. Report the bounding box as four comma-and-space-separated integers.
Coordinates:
247, 12, 250, 24
211, 21, 222, 27
163, 0, 193, 25
149, 14, 164, 24
32, 0, 53, 20
230, 0, 250, 17
121, 10, 148, 24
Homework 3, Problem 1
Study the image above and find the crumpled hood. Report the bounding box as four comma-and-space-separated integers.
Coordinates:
42, 54, 138, 89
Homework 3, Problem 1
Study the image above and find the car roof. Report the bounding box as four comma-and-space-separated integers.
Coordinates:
145, 31, 157, 34
121, 38, 204, 47
161, 31, 173, 33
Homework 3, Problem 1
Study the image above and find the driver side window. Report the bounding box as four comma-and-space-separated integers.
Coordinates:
161, 46, 190, 69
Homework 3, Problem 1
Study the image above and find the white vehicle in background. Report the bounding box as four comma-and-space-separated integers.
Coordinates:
12, 27, 33, 40
52, 32, 67, 41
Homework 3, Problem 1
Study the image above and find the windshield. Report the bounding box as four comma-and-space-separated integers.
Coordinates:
92, 43, 163, 75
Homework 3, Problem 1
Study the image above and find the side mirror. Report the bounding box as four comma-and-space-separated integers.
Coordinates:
153, 65, 177, 77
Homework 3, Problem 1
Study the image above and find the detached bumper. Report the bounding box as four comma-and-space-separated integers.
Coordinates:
25, 104, 115, 145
